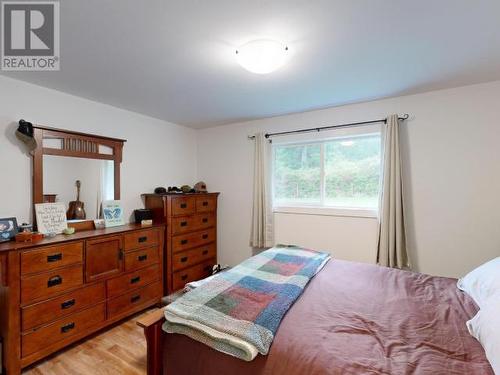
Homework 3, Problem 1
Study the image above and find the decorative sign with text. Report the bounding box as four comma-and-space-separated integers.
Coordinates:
35, 203, 68, 234
102, 200, 125, 228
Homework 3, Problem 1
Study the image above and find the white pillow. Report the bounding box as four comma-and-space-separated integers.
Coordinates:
467, 298, 500, 374
457, 257, 500, 307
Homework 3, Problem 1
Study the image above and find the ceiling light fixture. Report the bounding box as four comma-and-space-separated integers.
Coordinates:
235, 39, 289, 74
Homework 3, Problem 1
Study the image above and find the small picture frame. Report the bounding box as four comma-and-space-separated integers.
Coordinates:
102, 200, 125, 228
0, 217, 19, 242
93, 219, 105, 230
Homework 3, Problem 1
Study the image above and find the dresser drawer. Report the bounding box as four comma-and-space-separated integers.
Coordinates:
123, 228, 159, 252
107, 264, 161, 298
172, 228, 216, 253
194, 213, 216, 231
21, 242, 83, 276
107, 281, 162, 319
21, 264, 84, 305
22, 303, 105, 357
172, 259, 215, 291
171, 214, 215, 235
196, 196, 217, 213
22, 283, 105, 331
171, 196, 196, 216
124, 246, 160, 272
172, 243, 216, 271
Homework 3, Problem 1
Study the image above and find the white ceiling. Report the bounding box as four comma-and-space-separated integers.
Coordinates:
2, 0, 500, 128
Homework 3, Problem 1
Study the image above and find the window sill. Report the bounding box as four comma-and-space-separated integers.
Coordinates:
273, 206, 378, 219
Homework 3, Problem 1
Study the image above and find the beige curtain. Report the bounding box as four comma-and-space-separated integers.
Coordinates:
376, 114, 410, 269
250, 133, 274, 248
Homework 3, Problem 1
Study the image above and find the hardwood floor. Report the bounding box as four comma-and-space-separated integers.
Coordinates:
23, 308, 157, 375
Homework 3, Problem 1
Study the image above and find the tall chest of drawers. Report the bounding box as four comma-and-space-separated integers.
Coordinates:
143, 192, 219, 294
0, 224, 164, 375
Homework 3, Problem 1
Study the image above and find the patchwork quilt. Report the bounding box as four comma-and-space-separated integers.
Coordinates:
163, 245, 331, 361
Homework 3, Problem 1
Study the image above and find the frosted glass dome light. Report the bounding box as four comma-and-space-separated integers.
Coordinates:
235, 40, 289, 74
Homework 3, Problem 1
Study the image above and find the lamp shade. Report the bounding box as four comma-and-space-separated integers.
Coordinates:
236, 40, 289, 74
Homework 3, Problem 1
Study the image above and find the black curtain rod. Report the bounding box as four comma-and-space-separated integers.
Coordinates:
248, 114, 409, 139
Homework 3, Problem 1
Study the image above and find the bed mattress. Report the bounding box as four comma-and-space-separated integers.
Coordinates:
162, 259, 493, 374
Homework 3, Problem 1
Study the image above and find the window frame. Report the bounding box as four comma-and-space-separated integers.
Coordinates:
271, 126, 381, 218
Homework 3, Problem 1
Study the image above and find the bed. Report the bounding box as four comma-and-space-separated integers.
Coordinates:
138, 259, 493, 375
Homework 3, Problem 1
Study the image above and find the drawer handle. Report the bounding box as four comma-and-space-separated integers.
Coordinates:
180, 221, 188, 227
130, 276, 141, 284
138, 254, 148, 262
61, 299, 76, 310
61, 322, 75, 333
202, 201, 209, 206
202, 250, 208, 255
48, 275, 62, 288
181, 274, 188, 281
202, 218, 208, 223
180, 203, 187, 209
180, 256, 188, 263
138, 236, 148, 243
181, 239, 188, 245
118, 249, 124, 260
47, 253, 62, 262
202, 234, 208, 239
131, 295, 141, 303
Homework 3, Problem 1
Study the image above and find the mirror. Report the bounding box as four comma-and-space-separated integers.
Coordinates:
43, 155, 115, 220
31, 125, 125, 229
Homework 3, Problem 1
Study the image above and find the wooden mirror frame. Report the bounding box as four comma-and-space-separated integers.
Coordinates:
32, 125, 126, 221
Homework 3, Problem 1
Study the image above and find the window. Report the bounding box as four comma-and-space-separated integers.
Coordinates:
272, 132, 381, 212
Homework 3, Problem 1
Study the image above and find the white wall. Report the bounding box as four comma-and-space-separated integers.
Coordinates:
274, 213, 378, 264
197, 80, 500, 278
0, 75, 197, 224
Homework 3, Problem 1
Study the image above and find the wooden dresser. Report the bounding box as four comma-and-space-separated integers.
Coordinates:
143, 193, 219, 294
0, 223, 164, 375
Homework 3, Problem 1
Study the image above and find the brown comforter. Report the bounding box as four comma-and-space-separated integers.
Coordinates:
163, 259, 493, 374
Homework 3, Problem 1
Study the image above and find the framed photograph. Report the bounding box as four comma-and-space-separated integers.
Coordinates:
0, 217, 18, 242
35, 203, 68, 235
93, 219, 105, 229
102, 200, 125, 227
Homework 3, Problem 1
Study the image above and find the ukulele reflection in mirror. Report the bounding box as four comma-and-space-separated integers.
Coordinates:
66, 180, 86, 220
